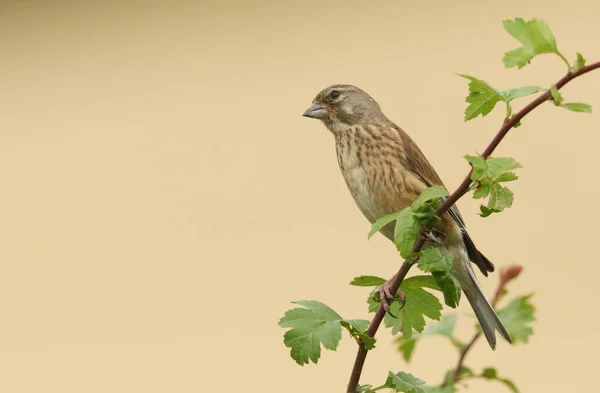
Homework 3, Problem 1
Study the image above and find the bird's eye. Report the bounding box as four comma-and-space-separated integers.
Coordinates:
330, 90, 340, 99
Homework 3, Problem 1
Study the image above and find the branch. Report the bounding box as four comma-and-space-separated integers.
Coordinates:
346, 60, 600, 393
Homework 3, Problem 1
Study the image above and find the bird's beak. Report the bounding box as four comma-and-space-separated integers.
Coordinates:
302, 103, 327, 119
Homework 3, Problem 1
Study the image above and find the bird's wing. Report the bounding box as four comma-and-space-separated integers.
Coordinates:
394, 126, 494, 275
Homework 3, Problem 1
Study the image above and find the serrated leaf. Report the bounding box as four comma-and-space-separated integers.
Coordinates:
396, 314, 459, 362
501, 86, 545, 101
572, 52, 586, 73
386, 371, 427, 393
497, 172, 519, 182
411, 187, 447, 225
562, 102, 592, 113
403, 275, 441, 291
350, 275, 387, 287
502, 18, 560, 68
384, 277, 442, 338
413, 186, 449, 207
473, 182, 490, 199
278, 301, 344, 365
417, 249, 461, 307
486, 157, 522, 178
458, 74, 504, 120
550, 85, 562, 105
465, 155, 487, 180
340, 319, 376, 350
368, 275, 440, 316
394, 207, 420, 259
480, 184, 514, 217
369, 210, 404, 239
465, 155, 520, 217
488, 184, 514, 211
496, 294, 535, 343
367, 295, 380, 313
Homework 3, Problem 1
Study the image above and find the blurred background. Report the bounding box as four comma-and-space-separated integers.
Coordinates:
1, 0, 599, 392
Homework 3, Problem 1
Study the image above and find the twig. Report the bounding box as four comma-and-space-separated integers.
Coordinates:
346, 61, 600, 393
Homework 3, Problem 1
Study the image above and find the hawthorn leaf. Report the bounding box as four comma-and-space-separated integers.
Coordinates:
350, 276, 387, 287
502, 18, 560, 68
386, 371, 427, 393
496, 294, 535, 343
278, 300, 343, 365
458, 74, 504, 120
562, 102, 592, 113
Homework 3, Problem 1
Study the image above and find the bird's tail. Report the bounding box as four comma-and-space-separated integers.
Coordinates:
463, 280, 512, 350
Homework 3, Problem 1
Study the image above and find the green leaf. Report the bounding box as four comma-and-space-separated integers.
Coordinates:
481, 367, 520, 393
497, 172, 519, 182
350, 275, 387, 287
340, 319, 376, 350
562, 102, 592, 113
550, 85, 563, 105
465, 155, 521, 217
402, 275, 441, 291
413, 186, 449, 207
485, 184, 514, 215
549, 84, 592, 113
498, 378, 519, 393
458, 74, 504, 120
571, 52, 586, 73
482, 367, 497, 379
486, 157, 522, 178
367, 295, 380, 313
278, 300, 343, 365
501, 86, 545, 101
465, 155, 487, 180
384, 276, 442, 338
502, 18, 562, 68
357, 384, 375, 393
396, 314, 459, 362
442, 367, 473, 386
394, 207, 420, 259
386, 371, 427, 393
369, 210, 404, 239
367, 275, 440, 316
496, 294, 535, 343
417, 249, 461, 307
411, 187, 447, 225
458, 75, 545, 120
479, 205, 498, 218
397, 337, 417, 362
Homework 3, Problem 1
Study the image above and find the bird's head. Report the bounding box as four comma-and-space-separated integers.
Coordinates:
302, 85, 386, 132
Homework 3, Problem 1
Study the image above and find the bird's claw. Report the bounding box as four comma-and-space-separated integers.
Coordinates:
373, 281, 405, 319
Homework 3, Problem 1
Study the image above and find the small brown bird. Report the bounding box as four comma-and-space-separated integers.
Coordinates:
303, 84, 512, 349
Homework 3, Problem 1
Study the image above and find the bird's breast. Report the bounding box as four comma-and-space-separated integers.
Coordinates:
335, 134, 414, 226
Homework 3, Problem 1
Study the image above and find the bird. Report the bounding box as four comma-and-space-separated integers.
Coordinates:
302, 84, 512, 349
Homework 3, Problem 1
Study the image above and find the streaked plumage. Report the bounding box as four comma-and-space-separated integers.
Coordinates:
303, 84, 511, 349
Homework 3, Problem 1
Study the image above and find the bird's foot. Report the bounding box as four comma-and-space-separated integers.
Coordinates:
372, 280, 406, 318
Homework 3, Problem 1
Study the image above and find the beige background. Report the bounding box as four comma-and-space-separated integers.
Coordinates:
1, 1, 599, 392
